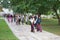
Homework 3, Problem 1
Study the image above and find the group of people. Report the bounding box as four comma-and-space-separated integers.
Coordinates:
14, 14, 25, 25
7, 14, 13, 22
5, 14, 42, 32
29, 14, 42, 32
6, 14, 28, 25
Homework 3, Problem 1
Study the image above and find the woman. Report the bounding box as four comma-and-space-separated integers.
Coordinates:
36, 15, 42, 32
30, 16, 35, 32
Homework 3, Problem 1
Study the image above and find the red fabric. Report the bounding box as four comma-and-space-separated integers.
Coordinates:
37, 24, 42, 32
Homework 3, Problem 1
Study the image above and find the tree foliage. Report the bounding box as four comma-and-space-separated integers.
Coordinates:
0, 0, 10, 8
10, 0, 60, 14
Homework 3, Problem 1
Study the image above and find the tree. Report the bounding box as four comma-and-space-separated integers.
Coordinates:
46, 0, 60, 25
10, 0, 27, 13
1, 0, 10, 8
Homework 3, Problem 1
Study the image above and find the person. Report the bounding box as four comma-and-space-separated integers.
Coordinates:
36, 15, 42, 32
21, 15, 24, 24
29, 16, 35, 32
14, 14, 16, 22
7, 14, 12, 22
10, 15, 13, 22
7, 14, 10, 22
16, 15, 21, 25
25, 15, 28, 24
18, 15, 21, 24
34, 15, 38, 29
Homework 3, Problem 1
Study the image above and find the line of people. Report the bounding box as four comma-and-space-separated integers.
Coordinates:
6, 14, 42, 33
6, 14, 29, 25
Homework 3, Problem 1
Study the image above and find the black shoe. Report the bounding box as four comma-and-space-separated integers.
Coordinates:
31, 31, 35, 33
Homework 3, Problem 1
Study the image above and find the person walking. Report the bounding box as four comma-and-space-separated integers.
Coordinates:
30, 16, 35, 32
25, 15, 28, 24
10, 15, 13, 22
36, 15, 42, 32
14, 14, 16, 22
34, 15, 38, 29
16, 15, 21, 25
7, 14, 12, 22
21, 15, 24, 24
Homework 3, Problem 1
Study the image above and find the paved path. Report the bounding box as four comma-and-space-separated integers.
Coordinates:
4, 18, 60, 40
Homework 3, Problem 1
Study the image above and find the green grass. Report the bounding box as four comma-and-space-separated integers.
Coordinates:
41, 18, 60, 35
0, 19, 18, 40
0, 16, 2, 18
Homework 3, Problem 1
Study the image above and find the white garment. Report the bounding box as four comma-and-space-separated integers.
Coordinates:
26, 16, 28, 22
18, 16, 21, 19
30, 18, 34, 23
34, 19, 37, 24
21, 15, 24, 21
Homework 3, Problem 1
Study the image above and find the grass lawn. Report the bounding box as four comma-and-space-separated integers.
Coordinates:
41, 18, 60, 35
0, 16, 2, 18
0, 19, 18, 40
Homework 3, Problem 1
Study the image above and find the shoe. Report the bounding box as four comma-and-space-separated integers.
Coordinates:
31, 31, 35, 33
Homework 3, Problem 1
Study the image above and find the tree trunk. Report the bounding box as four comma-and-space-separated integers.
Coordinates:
53, 8, 60, 25
55, 11, 60, 25
58, 18, 60, 25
